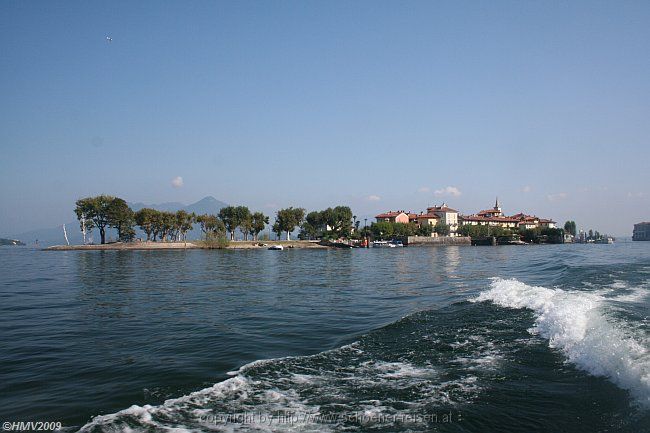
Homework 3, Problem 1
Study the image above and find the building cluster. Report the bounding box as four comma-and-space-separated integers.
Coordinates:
375, 198, 556, 237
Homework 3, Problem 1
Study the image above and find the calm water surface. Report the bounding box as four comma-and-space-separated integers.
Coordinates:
0, 243, 648, 432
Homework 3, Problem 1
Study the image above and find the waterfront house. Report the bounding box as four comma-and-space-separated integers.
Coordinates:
426, 203, 459, 235
375, 211, 411, 224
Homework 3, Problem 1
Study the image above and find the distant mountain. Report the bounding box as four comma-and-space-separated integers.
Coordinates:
183, 196, 229, 215
128, 201, 186, 212
10, 196, 229, 246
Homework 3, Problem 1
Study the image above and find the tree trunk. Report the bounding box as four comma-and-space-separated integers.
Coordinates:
286, 231, 290, 241
100, 227, 106, 244
230, 231, 235, 241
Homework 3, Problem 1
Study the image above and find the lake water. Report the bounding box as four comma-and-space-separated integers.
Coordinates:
0, 243, 648, 432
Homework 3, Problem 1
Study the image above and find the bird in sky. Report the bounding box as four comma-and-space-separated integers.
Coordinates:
106, 36, 112, 43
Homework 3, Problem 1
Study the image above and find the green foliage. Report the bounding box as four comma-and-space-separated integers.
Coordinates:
175, 210, 196, 241
321, 206, 353, 238
417, 223, 433, 237
152, 211, 177, 241
203, 231, 230, 249
218, 205, 251, 240
107, 198, 135, 242
119, 226, 136, 242
298, 206, 353, 240
434, 221, 451, 236
370, 221, 394, 240
520, 228, 538, 243
520, 226, 564, 243
458, 224, 512, 238
75, 195, 127, 244
300, 211, 324, 240
368, 221, 417, 240
238, 207, 254, 240
274, 207, 305, 240
196, 214, 225, 239
564, 220, 577, 236
218, 206, 238, 240
249, 212, 269, 241
135, 208, 158, 241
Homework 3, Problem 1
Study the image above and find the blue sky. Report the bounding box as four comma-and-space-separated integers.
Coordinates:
1, 1, 649, 236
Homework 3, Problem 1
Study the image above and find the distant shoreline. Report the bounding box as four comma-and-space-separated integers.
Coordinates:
44, 240, 330, 251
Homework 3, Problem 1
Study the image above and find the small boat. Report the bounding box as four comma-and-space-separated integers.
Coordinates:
373, 240, 403, 248
268, 245, 284, 250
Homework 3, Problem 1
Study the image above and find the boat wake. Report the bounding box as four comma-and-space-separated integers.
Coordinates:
472, 278, 650, 406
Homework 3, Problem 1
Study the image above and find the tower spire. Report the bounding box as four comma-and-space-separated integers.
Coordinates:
495, 197, 500, 210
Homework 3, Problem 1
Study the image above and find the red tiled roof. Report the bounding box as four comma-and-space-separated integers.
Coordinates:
460, 214, 518, 223
375, 211, 416, 219
417, 213, 440, 219
427, 206, 458, 213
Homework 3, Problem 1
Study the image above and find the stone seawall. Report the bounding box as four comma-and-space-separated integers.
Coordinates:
405, 236, 471, 246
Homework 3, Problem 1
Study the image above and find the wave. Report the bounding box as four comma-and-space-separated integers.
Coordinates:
78, 341, 479, 432
472, 278, 650, 406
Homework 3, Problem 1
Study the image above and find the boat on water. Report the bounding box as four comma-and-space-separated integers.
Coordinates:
268, 245, 284, 250
594, 237, 614, 244
372, 240, 404, 248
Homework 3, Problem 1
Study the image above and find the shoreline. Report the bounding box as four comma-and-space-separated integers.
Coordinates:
44, 240, 330, 251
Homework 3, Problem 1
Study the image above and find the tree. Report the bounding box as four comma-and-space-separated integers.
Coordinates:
370, 221, 394, 240
275, 207, 305, 240
300, 211, 325, 240
588, 229, 594, 240
249, 212, 269, 241
75, 195, 117, 244
218, 206, 250, 240
564, 221, 577, 237
175, 210, 196, 241
417, 223, 433, 237
154, 211, 176, 241
196, 214, 225, 239
434, 221, 451, 236
135, 208, 158, 241
272, 220, 283, 240
107, 198, 135, 242
322, 206, 353, 238
238, 207, 253, 241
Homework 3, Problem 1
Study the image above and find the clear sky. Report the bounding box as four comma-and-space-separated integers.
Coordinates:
1, 1, 649, 236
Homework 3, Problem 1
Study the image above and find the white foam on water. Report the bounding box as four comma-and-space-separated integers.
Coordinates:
78, 348, 474, 432
472, 278, 650, 406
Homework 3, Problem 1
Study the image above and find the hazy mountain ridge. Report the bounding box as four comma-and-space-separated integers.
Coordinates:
9, 196, 228, 246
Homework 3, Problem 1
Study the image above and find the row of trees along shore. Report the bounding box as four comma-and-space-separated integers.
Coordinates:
74, 195, 270, 244
74, 198, 363, 244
